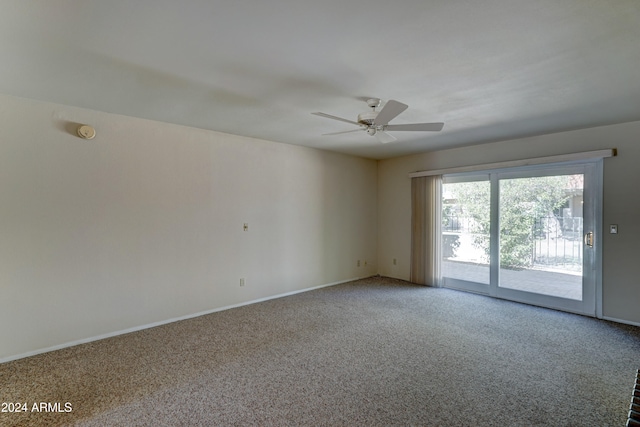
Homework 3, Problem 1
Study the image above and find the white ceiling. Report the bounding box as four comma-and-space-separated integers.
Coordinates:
1, 0, 639, 159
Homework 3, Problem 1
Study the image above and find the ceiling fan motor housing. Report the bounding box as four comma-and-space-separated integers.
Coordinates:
358, 98, 381, 125
357, 111, 378, 125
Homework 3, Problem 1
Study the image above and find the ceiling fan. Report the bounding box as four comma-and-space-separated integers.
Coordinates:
312, 98, 444, 143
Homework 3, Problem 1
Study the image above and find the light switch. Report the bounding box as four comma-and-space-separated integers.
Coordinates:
243, 223, 248, 231
609, 224, 618, 234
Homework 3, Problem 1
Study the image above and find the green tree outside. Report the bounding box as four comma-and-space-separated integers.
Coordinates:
447, 176, 572, 269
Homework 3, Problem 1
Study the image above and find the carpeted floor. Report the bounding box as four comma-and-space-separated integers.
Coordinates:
1, 276, 639, 426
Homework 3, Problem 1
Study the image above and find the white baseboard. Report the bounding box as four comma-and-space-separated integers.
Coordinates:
1, 276, 369, 364
601, 316, 640, 328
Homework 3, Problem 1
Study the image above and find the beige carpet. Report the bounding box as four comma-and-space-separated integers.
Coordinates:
1, 276, 639, 426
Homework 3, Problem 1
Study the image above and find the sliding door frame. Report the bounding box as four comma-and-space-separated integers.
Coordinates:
441, 159, 603, 318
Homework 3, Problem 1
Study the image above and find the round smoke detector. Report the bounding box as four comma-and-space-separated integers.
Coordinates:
77, 125, 96, 140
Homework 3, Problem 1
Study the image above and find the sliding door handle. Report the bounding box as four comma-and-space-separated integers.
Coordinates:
584, 231, 594, 248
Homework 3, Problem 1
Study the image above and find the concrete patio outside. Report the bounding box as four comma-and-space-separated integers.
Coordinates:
443, 260, 582, 300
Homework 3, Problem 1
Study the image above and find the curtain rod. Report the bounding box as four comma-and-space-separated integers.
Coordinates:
408, 149, 616, 178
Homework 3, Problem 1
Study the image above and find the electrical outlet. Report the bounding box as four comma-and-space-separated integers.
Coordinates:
240, 278, 245, 287
393, 258, 397, 265
357, 260, 361, 267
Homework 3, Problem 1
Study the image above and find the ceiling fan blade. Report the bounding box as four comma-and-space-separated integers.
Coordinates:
322, 128, 363, 136
375, 131, 397, 144
385, 122, 445, 132
373, 100, 408, 126
312, 112, 360, 126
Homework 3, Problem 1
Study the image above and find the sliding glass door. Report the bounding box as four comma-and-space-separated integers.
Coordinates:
441, 174, 491, 293
441, 162, 600, 316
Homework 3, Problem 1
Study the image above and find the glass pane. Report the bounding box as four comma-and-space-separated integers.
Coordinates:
442, 179, 490, 285
498, 174, 583, 300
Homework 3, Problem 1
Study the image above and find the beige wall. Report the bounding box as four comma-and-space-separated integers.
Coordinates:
378, 120, 640, 325
0, 95, 378, 361
3, 91, 638, 362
